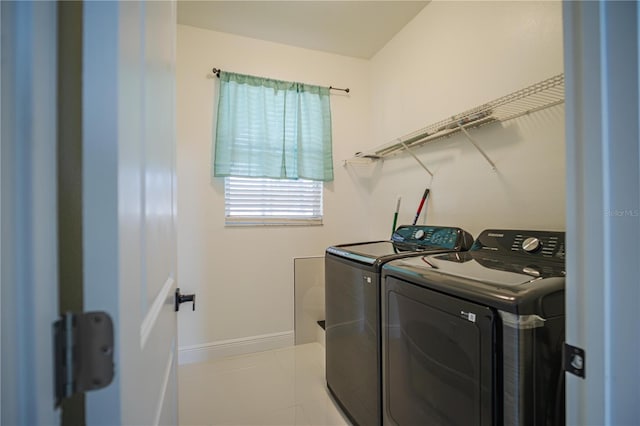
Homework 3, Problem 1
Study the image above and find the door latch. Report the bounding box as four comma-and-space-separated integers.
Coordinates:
54, 311, 115, 407
175, 288, 196, 312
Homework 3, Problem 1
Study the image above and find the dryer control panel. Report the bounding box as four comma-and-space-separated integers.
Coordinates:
392, 225, 474, 251
472, 229, 565, 261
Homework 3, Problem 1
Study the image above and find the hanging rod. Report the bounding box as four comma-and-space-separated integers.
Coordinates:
329, 86, 350, 93
211, 68, 350, 93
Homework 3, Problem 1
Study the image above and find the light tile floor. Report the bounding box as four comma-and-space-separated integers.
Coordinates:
179, 343, 350, 426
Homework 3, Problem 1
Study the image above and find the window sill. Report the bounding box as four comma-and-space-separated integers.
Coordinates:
225, 217, 323, 227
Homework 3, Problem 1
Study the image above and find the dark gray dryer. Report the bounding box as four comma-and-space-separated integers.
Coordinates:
325, 225, 474, 426
381, 229, 566, 426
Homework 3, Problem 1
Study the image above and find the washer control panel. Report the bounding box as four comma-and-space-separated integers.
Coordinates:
392, 225, 474, 251
472, 229, 565, 261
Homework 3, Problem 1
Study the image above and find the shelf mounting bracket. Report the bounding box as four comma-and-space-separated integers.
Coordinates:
456, 122, 497, 171
400, 142, 433, 176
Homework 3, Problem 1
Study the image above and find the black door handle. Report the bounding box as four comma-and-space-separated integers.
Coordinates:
175, 288, 196, 312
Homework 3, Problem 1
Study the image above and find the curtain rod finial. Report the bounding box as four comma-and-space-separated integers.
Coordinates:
212, 68, 221, 77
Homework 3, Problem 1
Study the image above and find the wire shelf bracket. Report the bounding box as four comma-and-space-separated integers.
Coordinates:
456, 122, 497, 171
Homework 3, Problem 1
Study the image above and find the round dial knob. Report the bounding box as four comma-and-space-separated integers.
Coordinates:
414, 229, 425, 239
522, 237, 541, 253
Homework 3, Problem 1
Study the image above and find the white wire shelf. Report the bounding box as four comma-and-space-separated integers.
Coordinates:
348, 73, 565, 167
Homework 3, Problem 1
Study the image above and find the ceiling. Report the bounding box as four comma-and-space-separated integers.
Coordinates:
177, 1, 430, 59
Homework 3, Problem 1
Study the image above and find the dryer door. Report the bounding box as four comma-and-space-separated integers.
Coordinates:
382, 276, 497, 426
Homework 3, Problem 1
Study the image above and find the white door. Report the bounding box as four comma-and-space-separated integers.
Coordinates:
82, 1, 179, 425
0, 2, 178, 425
2, 1, 179, 423
1, 1, 60, 424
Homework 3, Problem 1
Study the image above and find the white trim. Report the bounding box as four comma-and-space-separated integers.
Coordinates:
140, 277, 175, 349
225, 217, 323, 227
178, 331, 294, 365
563, 2, 640, 424
1, 2, 59, 424
153, 345, 175, 426
1, 5, 4, 421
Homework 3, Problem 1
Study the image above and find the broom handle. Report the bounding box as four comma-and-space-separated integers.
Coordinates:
412, 188, 430, 225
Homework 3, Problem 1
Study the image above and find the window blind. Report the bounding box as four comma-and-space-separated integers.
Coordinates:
224, 177, 323, 226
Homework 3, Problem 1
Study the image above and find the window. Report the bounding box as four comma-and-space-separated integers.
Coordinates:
224, 177, 323, 226
212, 71, 333, 227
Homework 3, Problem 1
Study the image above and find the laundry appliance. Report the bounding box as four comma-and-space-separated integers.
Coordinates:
325, 225, 474, 426
381, 229, 566, 426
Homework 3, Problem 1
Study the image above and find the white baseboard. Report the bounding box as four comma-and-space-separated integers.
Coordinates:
178, 331, 295, 365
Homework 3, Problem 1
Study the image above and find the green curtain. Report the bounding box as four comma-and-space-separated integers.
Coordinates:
213, 71, 334, 182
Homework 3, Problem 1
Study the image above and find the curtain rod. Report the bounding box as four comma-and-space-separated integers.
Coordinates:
212, 68, 350, 93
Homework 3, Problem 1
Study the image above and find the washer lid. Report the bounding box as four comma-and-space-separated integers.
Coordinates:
401, 228, 567, 286
326, 241, 447, 266
383, 251, 565, 314
331, 241, 413, 258
326, 225, 474, 265
423, 251, 565, 285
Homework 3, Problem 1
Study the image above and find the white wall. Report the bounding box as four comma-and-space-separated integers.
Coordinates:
176, 24, 371, 359
176, 0, 566, 359
363, 0, 565, 239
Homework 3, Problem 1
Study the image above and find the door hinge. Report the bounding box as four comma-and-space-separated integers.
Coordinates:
54, 311, 115, 407
563, 342, 586, 379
